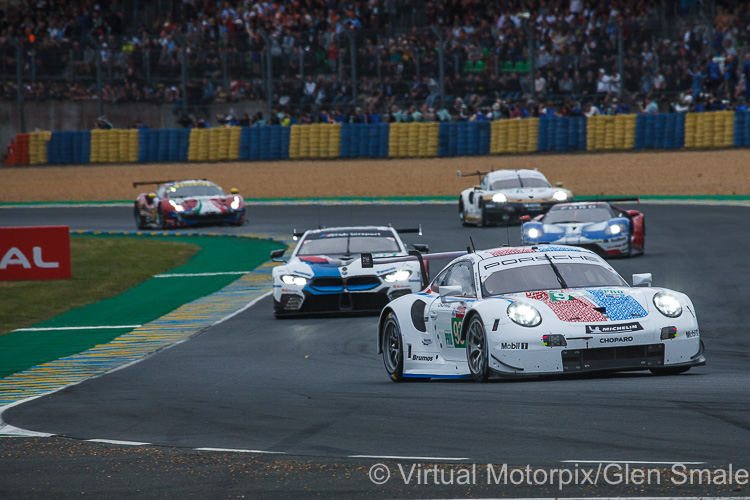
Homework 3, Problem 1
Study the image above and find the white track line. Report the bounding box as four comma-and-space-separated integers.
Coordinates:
13, 325, 142, 332
88, 439, 150, 446
213, 291, 272, 326
195, 447, 285, 454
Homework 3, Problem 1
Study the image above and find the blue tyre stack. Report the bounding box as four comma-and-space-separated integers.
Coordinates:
634, 114, 647, 149
478, 121, 490, 155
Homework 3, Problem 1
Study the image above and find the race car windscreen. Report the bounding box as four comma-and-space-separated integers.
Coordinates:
489, 176, 550, 190
165, 184, 225, 198
296, 230, 401, 256
543, 205, 614, 224
481, 261, 628, 296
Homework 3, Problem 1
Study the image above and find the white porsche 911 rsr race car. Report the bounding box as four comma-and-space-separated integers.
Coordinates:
458, 169, 573, 226
271, 226, 427, 317
375, 245, 705, 382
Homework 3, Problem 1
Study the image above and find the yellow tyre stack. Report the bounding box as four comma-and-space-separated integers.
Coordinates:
28, 130, 50, 165
327, 123, 341, 157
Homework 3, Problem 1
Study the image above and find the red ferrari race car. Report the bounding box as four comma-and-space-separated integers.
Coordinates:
133, 179, 245, 229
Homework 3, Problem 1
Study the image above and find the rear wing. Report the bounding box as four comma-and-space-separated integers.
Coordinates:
291, 224, 423, 241
394, 225, 422, 235
457, 169, 493, 183
132, 180, 176, 188
361, 250, 468, 289
132, 179, 210, 189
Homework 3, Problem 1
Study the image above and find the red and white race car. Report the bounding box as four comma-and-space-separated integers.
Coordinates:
133, 179, 245, 229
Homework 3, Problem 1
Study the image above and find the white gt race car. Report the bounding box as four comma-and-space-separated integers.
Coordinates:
458, 169, 573, 226
271, 226, 427, 317
374, 245, 705, 381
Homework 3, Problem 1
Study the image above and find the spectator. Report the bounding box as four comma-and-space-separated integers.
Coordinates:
639, 97, 658, 114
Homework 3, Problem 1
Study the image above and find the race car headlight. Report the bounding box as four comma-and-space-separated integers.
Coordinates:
492, 193, 508, 203
281, 275, 308, 287
653, 292, 682, 318
605, 223, 628, 236
552, 190, 568, 202
168, 200, 184, 212
230, 196, 241, 209
507, 301, 542, 327
525, 227, 543, 239
383, 270, 412, 282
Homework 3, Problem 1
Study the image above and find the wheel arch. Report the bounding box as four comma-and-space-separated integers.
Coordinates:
460, 309, 485, 343
377, 307, 396, 355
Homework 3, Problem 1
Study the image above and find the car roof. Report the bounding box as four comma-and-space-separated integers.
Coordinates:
472, 244, 598, 260
484, 169, 548, 182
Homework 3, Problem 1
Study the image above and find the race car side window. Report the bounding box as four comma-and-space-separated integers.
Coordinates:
431, 261, 476, 297
430, 268, 450, 293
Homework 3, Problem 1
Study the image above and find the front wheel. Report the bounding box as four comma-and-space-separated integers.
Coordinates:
154, 206, 167, 230
466, 316, 490, 382
134, 204, 146, 229
381, 314, 405, 382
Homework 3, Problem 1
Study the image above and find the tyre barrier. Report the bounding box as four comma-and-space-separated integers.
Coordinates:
4, 112, 749, 166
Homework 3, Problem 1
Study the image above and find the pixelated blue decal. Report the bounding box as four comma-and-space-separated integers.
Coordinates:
584, 288, 647, 321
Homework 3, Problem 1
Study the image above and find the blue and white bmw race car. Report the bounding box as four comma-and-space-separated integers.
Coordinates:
271, 226, 427, 317
374, 245, 704, 382
521, 200, 645, 257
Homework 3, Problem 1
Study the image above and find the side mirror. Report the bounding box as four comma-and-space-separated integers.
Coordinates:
473, 185, 482, 190
520, 215, 531, 222
270, 249, 286, 262
439, 285, 463, 303
556, 181, 564, 187
632, 273, 652, 287
230, 188, 239, 194
412, 243, 429, 253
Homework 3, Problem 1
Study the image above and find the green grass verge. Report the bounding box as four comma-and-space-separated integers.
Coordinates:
0, 237, 199, 336
0, 234, 285, 379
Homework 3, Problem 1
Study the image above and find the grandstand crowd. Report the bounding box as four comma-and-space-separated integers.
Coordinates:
2, 0, 750, 127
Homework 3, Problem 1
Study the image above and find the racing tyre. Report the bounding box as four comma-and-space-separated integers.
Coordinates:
459, 199, 470, 227
466, 316, 490, 382
154, 207, 167, 230
381, 313, 405, 382
133, 204, 147, 229
649, 366, 691, 376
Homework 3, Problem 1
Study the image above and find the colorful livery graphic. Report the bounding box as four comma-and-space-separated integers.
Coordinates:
374, 245, 704, 382
133, 179, 245, 229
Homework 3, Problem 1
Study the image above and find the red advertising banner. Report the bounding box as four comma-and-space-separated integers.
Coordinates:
0, 226, 71, 281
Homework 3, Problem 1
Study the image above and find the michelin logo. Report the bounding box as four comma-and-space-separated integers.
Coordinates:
586, 322, 643, 334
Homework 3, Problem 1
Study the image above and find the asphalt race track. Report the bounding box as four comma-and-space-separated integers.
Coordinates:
1, 203, 749, 498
